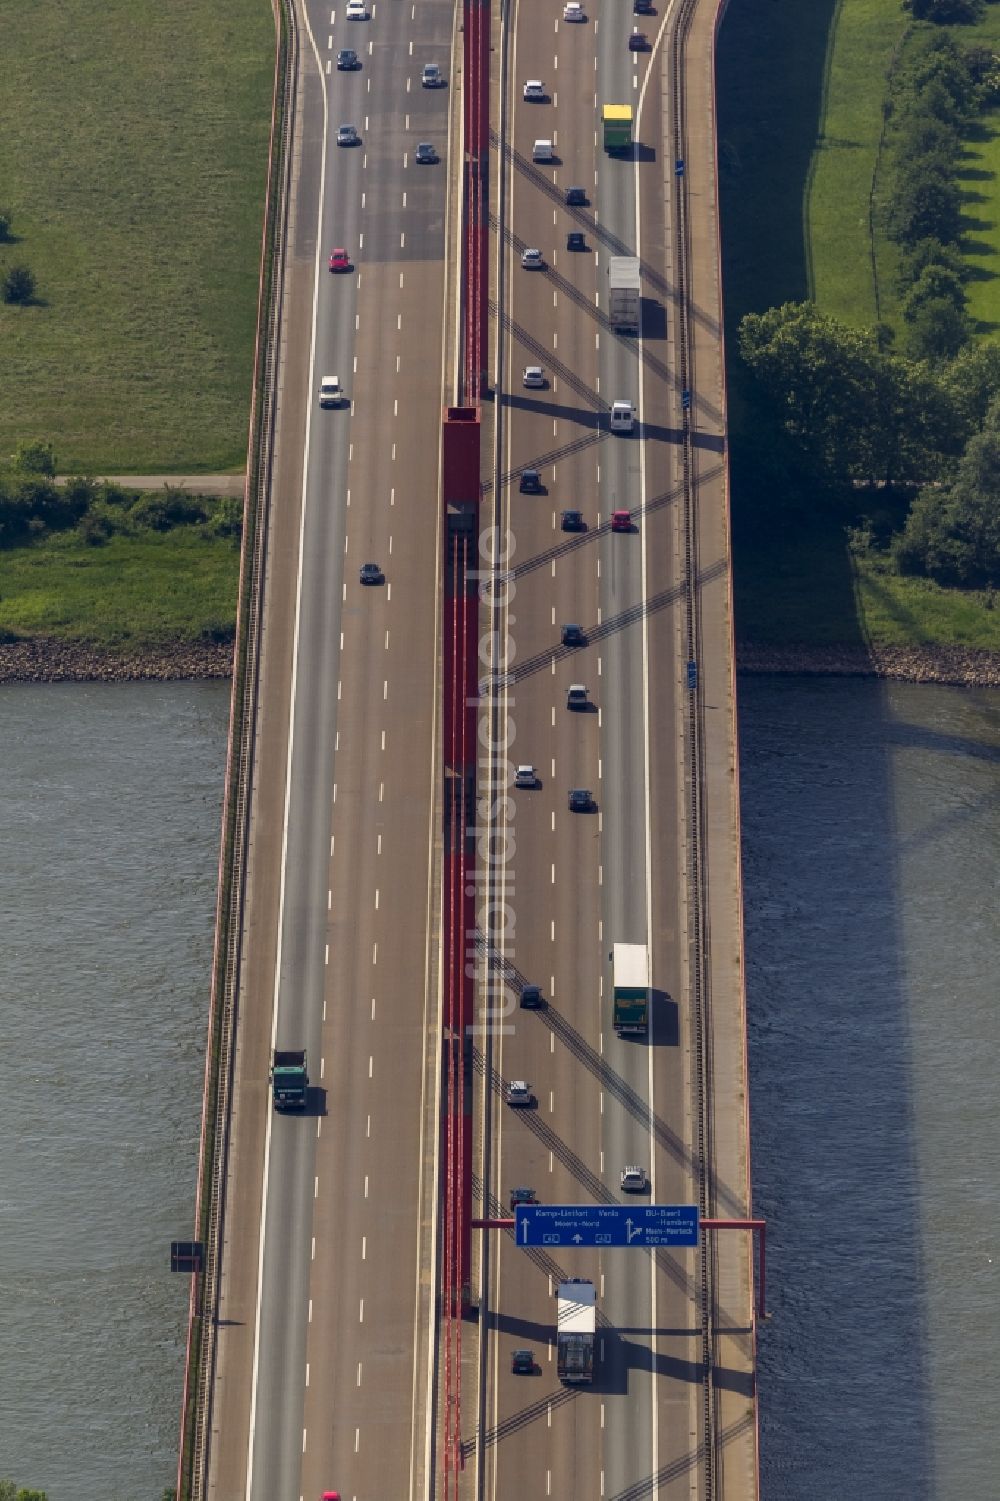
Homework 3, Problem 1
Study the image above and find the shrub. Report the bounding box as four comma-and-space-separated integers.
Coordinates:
2, 265, 35, 304
907, 0, 983, 22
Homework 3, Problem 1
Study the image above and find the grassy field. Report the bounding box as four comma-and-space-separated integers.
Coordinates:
735, 519, 1000, 652
0, 0, 274, 473
718, 0, 1000, 652
0, 530, 239, 648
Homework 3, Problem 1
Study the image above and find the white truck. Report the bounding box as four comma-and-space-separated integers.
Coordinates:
607, 256, 641, 333
556, 1278, 596, 1384
613, 941, 649, 1034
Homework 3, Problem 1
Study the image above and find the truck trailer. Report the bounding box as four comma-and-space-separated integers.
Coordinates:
607, 257, 641, 333
556, 1278, 596, 1384
601, 104, 633, 152
270, 1048, 309, 1110
613, 942, 649, 1035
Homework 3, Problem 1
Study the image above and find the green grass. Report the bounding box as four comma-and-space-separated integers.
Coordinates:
719, 0, 1000, 654
734, 515, 1000, 651
808, 0, 908, 328
0, 530, 239, 647
0, 0, 274, 473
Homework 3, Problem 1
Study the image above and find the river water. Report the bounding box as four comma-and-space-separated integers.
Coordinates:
741, 675, 1000, 1501
1, 676, 997, 1498
0, 681, 230, 1501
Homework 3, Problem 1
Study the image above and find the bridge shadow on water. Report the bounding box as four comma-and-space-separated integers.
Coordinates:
740, 676, 934, 1498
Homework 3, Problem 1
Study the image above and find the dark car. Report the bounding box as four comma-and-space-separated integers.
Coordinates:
359, 562, 384, 585
561, 623, 586, 647
568, 788, 593, 812
565, 185, 587, 206
520, 983, 544, 1009
511, 1349, 535, 1375
336, 47, 359, 68
567, 230, 587, 252
561, 508, 586, 531
628, 29, 649, 49
510, 1186, 538, 1209
634, 0, 654, 12
415, 141, 438, 164
519, 467, 542, 493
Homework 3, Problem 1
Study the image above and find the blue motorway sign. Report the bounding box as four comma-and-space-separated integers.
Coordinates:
514, 1203, 699, 1249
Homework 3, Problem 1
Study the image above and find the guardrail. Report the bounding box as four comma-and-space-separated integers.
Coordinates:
175, 3, 298, 1497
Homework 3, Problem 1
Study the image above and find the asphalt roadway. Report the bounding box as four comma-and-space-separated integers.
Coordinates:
206, 0, 457, 1496
202, 0, 757, 1495
476, 0, 757, 1496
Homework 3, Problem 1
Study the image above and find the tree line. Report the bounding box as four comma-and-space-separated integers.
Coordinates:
736, 23, 1000, 589
739, 301, 1000, 587
0, 442, 241, 549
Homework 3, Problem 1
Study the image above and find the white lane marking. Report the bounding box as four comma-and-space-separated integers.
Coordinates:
551, 810, 555, 831
550, 920, 555, 941
381, 729, 387, 749
360, 1299, 365, 1323
368, 1057, 373, 1079
314, 1176, 319, 1198
320, 1056, 326, 1079
355, 1429, 361, 1453
550, 1031, 555, 1054
601, 1403, 605, 1428
302, 1430, 307, 1454
598, 757, 603, 779
362, 1236, 367, 1261
384, 680, 389, 700
305, 1363, 310, 1387
308, 1299, 313, 1323
390, 486, 396, 506
551, 757, 556, 778
373, 941, 378, 964
311, 1236, 316, 1260
549, 1091, 554, 1112
385, 631, 390, 650
371, 996, 375, 1020
551, 863, 556, 884
379, 782, 384, 801
377, 832, 383, 852
548, 1402, 553, 1427
327, 889, 332, 910
375, 887, 380, 908
389, 535, 394, 553
367, 1114, 371, 1137
358, 1362, 363, 1386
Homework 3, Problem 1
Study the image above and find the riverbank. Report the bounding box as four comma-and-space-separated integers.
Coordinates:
738, 642, 1000, 687
0, 639, 234, 685
3, 636, 999, 688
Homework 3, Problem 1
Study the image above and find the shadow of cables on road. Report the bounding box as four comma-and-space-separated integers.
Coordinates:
608, 1412, 756, 1501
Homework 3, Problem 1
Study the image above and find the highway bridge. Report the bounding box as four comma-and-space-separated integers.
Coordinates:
180, 0, 758, 1495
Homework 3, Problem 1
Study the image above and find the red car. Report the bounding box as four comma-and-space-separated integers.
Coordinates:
329, 248, 351, 273
321, 1493, 341, 1501
611, 509, 632, 532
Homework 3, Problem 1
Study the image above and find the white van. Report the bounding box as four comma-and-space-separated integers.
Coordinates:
532, 138, 554, 162
610, 399, 635, 433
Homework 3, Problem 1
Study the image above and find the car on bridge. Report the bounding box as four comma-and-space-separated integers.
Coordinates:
567, 230, 587, 251
345, 0, 368, 15
337, 123, 360, 146
421, 62, 445, 87
514, 764, 539, 788
521, 247, 544, 270
523, 80, 547, 101
329, 247, 351, 273
519, 466, 543, 492
510, 1186, 538, 1209
336, 47, 359, 68
511, 1349, 535, 1375
563, 1, 585, 18
561, 623, 586, 647
415, 141, 438, 164
565, 185, 587, 206
628, 28, 649, 49
506, 1080, 534, 1107
561, 508, 586, 530
522, 365, 545, 388
621, 1165, 648, 1192
520, 983, 545, 1009
359, 562, 384, 586
611, 508, 633, 532
568, 788, 594, 813
318, 376, 346, 407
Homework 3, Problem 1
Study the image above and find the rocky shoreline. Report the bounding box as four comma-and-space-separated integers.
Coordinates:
0, 639, 235, 685
737, 642, 1000, 687
1, 637, 999, 688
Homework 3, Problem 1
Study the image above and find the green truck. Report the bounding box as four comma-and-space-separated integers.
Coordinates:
270, 1048, 309, 1110
602, 104, 633, 153
613, 942, 649, 1035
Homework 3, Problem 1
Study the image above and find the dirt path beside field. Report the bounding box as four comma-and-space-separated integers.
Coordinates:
54, 474, 246, 498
